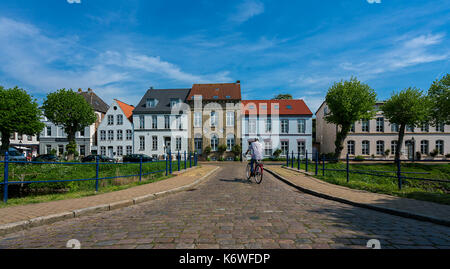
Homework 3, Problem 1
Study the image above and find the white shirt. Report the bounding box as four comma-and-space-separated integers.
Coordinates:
250, 141, 263, 160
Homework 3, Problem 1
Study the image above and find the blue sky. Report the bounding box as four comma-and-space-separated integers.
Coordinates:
0, 0, 449, 112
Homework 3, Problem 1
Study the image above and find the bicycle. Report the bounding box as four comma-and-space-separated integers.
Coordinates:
244, 154, 264, 184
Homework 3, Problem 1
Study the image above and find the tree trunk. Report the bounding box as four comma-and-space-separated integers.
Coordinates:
395, 124, 406, 162
1, 131, 10, 154
334, 124, 351, 160
66, 132, 76, 161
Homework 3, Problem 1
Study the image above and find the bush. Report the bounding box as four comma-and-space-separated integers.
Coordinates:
273, 149, 282, 158
354, 155, 365, 161
415, 151, 422, 160
204, 146, 211, 156
430, 149, 438, 157
232, 144, 242, 158
446, 154, 450, 158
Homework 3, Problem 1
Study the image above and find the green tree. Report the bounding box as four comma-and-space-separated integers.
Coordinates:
218, 144, 227, 159
42, 89, 96, 160
428, 73, 450, 126
0, 86, 44, 154
382, 87, 430, 161
272, 94, 293, 100
232, 144, 242, 160
324, 77, 377, 158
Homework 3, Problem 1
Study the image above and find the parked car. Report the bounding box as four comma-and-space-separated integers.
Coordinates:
5, 148, 27, 162
123, 154, 153, 163
81, 155, 116, 163
32, 154, 60, 162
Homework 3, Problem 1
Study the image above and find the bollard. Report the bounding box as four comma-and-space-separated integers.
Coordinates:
291, 151, 294, 168
322, 154, 325, 176
286, 153, 289, 167
305, 150, 308, 172
3, 152, 9, 203
297, 152, 300, 170
315, 152, 318, 176
189, 152, 192, 168
139, 156, 143, 182
184, 151, 187, 170
165, 153, 168, 176
346, 154, 349, 183
95, 156, 99, 192
169, 152, 172, 174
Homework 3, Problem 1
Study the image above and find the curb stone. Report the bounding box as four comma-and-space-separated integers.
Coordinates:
0, 166, 221, 237
265, 167, 450, 227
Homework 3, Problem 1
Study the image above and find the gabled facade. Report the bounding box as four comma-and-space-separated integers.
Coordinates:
186, 82, 242, 160
241, 99, 313, 158
97, 99, 135, 160
39, 88, 109, 157
133, 88, 190, 159
315, 101, 450, 159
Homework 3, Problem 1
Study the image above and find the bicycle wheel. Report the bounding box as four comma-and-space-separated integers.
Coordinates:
254, 165, 263, 184
245, 163, 252, 180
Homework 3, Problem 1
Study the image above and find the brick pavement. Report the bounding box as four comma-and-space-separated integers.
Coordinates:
1, 163, 449, 249
0, 165, 219, 225
267, 166, 450, 225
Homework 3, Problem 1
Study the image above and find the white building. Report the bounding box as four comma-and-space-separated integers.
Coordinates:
241, 100, 313, 159
133, 88, 190, 159
97, 99, 135, 160
0, 132, 39, 157
39, 88, 109, 157
315, 101, 450, 159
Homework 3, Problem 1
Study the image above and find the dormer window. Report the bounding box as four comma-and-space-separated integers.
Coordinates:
261, 105, 267, 110
226, 96, 231, 99
170, 98, 181, 107
213, 96, 219, 99
274, 105, 279, 109
146, 98, 158, 108
249, 105, 255, 109
286, 105, 292, 109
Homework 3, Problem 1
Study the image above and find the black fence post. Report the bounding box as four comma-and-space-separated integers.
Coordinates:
305, 150, 308, 172
286, 153, 289, 167
315, 152, 318, 176
297, 152, 300, 170
139, 156, 143, 182
322, 154, 325, 176
184, 151, 187, 170
189, 152, 192, 168
346, 154, 349, 183
397, 158, 402, 190
95, 155, 99, 192
3, 152, 9, 203
290, 151, 293, 168
169, 151, 172, 174
177, 151, 180, 172
165, 153, 168, 176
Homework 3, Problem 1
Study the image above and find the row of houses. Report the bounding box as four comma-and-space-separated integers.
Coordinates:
4, 85, 449, 160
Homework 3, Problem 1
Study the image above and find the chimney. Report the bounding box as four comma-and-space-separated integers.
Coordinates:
88, 88, 93, 93
150, 86, 154, 90
236, 80, 241, 84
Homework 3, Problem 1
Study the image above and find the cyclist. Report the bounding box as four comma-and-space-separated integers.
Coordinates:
244, 138, 263, 176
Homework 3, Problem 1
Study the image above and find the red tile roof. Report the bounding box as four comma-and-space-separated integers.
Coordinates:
241, 99, 312, 116
187, 83, 241, 101
115, 99, 135, 121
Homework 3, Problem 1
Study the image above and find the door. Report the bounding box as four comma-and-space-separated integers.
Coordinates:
406, 141, 414, 160
195, 138, 203, 154
108, 147, 114, 158
164, 137, 171, 153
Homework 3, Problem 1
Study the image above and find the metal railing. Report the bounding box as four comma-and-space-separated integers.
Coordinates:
285, 151, 450, 190
0, 151, 198, 203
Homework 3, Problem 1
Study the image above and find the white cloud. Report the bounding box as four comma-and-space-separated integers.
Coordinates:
230, 0, 264, 24
67, 0, 81, 4
367, 0, 381, 3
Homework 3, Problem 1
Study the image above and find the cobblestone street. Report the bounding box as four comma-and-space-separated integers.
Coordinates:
1, 163, 449, 249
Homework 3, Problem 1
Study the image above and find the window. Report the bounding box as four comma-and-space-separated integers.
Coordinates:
100, 146, 106, 156
117, 146, 123, 156
436, 140, 444, 155
170, 98, 180, 107
249, 118, 257, 134
226, 135, 235, 151
79, 145, 86, 156
108, 130, 114, 141
10, 133, 15, 140
266, 118, 272, 133
391, 123, 399, 132
436, 123, 444, 132
146, 98, 158, 108
406, 125, 414, 132
46, 145, 52, 154
376, 141, 384, 155
139, 116, 145, 129
362, 120, 369, 132
126, 130, 132, 140
176, 137, 182, 151
116, 130, 123, 140
281, 141, 289, 156
100, 130, 106, 141
350, 123, 355, 132
226, 112, 234, 127
46, 126, 52, 136
347, 141, 355, 155
58, 145, 64, 155
362, 141, 370, 155
421, 123, 429, 132
152, 136, 158, 151
165, 115, 170, 129
126, 146, 132, 155
139, 136, 145, 151
297, 119, 306, 134
17, 134, 23, 140
420, 140, 429, 155
58, 127, 64, 137
80, 129, 85, 137
117, 115, 123, 125
281, 119, 289, 134
152, 115, 157, 129
264, 141, 272, 156
297, 141, 306, 156
211, 135, 219, 151
194, 112, 202, 128
376, 118, 384, 132
27, 135, 32, 141
176, 115, 182, 130
391, 141, 398, 155
107, 115, 114, 125
210, 111, 217, 127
